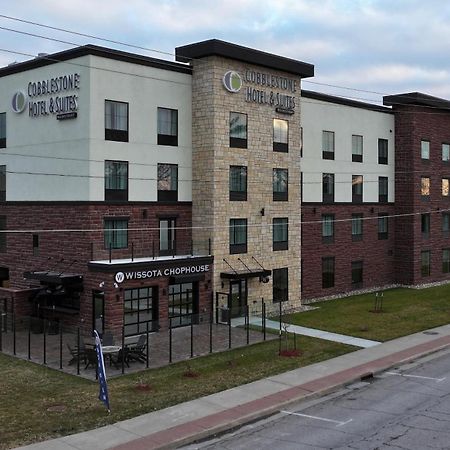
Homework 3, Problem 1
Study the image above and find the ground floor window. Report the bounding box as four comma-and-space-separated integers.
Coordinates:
322, 257, 335, 288
169, 282, 198, 327
273, 268, 288, 303
421, 250, 431, 277
443, 249, 450, 274
351, 261, 363, 288
124, 287, 158, 336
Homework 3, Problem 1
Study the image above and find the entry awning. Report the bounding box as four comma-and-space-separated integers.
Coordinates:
220, 269, 271, 280
23, 271, 83, 287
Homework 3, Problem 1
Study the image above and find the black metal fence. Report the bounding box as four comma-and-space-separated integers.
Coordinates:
0, 305, 276, 379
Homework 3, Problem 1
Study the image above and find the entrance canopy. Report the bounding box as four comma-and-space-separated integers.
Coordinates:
23, 271, 83, 287
220, 269, 271, 280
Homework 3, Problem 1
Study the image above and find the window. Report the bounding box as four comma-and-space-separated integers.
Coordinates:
104, 218, 128, 249
0, 113, 5, 148
379, 177, 388, 203
421, 213, 430, 238
351, 261, 363, 288
443, 213, 450, 233
230, 112, 247, 148
443, 249, 450, 273
378, 213, 388, 240
421, 176, 430, 197
105, 160, 128, 201
273, 168, 288, 201
322, 130, 334, 160
160, 218, 176, 255
273, 267, 288, 302
0, 165, 5, 202
105, 100, 128, 142
421, 140, 430, 160
443, 178, 449, 197
323, 173, 335, 203
322, 214, 335, 244
32, 234, 39, 256
230, 219, 247, 254
421, 250, 431, 277
124, 287, 158, 336
378, 138, 388, 164
273, 119, 288, 152
352, 214, 363, 241
0, 216, 5, 252
322, 257, 335, 288
229, 166, 247, 201
352, 135, 363, 162
352, 175, 363, 203
157, 164, 178, 202
443, 144, 450, 162
157, 107, 178, 146
300, 126, 303, 158
169, 282, 196, 327
273, 218, 288, 251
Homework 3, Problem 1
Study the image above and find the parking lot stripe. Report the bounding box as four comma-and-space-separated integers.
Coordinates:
280, 410, 353, 427
386, 372, 446, 382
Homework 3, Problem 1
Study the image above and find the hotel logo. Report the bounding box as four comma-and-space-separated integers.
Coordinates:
11, 91, 26, 113
223, 71, 242, 93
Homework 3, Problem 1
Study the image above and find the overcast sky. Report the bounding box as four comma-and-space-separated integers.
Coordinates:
1, 0, 450, 105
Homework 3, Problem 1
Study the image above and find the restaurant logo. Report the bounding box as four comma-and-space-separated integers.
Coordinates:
11, 91, 26, 113
223, 71, 242, 93
115, 272, 125, 284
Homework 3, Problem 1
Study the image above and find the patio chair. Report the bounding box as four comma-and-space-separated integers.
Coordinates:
111, 348, 130, 368
127, 335, 147, 363
67, 343, 86, 365
84, 348, 98, 370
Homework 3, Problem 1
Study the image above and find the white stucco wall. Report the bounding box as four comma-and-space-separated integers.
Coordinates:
300, 96, 395, 203
0, 53, 192, 202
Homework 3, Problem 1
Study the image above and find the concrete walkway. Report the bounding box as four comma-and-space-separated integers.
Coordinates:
16, 323, 450, 450
232, 316, 380, 348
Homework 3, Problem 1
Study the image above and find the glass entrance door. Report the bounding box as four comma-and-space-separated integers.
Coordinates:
230, 279, 247, 317
92, 291, 104, 336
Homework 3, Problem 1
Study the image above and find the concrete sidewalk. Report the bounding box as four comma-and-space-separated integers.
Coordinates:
16, 324, 450, 450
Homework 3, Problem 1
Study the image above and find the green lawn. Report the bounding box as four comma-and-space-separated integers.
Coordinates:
284, 285, 450, 341
0, 336, 354, 450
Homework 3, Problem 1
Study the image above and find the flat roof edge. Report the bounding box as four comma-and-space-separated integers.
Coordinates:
175, 39, 314, 78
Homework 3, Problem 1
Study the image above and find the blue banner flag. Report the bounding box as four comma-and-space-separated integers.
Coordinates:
94, 330, 110, 412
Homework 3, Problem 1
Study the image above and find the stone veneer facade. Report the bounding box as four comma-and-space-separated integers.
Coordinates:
190, 56, 302, 313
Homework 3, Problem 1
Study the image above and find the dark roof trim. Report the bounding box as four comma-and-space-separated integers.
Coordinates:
175, 39, 314, 78
0, 44, 192, 79
383, 92, 450, 110
302, 90, 393, 113
23, 271, 83, 285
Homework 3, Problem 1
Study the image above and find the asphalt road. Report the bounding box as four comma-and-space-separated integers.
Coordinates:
182, 348, 450, 450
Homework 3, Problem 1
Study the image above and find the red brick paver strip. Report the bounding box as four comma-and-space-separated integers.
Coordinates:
109, 333, 450, 450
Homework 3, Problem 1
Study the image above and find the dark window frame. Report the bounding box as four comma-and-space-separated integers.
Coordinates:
32, 234, 39, 256
323, 173, 335, 204
157, 107, 178, 146
322, 257, 335, 288
105, 160, 128, 202
0, 112, 5, 148
443, 248, 450, 274
421, 250, 431, 277
352, 134, 363, 163
0, 165, 5, 202
104, 218, 128, 249
273, 218, 288, 251
351, 260, 363, 288
378, 213, 388, 240
421, 139, 430, 160
273, 118, 289, 152
322, 214, 335, 244
124, 286, 159, 336
273, 168, 288, 201
352, 213, 363, 242
322, 130, 335, 160
352, 175, 363, 203
422, 213, 431, 239
273, 267, 288, 303
229, 218, 248, 254
229, 165, 247, 201
157, 163, 178, 202
421, 176, 430, 198
442, 212, 450, 234
159, 217, 177, 256
378, 138, 388, 164
105, 100, 129, 142
229, 112, 248, 148
379, 176, 388, 203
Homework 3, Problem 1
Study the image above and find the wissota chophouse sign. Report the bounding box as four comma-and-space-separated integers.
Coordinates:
222, 69, 297, 114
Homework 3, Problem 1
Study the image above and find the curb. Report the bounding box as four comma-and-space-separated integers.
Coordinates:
110, 333, 450, 450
